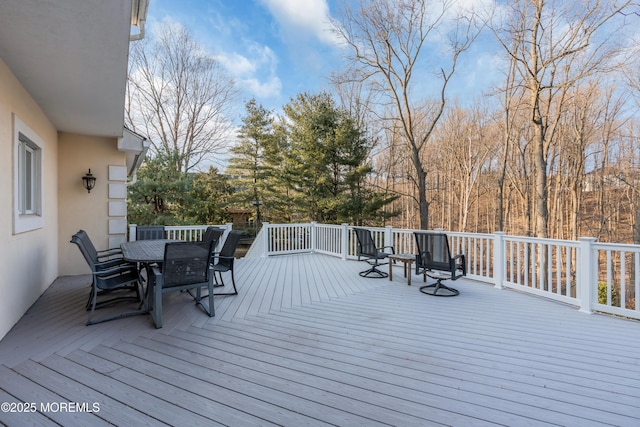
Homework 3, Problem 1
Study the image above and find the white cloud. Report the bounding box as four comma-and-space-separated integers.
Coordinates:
216, 52, 256, 76
258, 0, 339, 46
239, 76, 283, 98
215, 43, 282, 100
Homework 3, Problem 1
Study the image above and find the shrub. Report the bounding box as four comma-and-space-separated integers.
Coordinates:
598, 281, 619, 306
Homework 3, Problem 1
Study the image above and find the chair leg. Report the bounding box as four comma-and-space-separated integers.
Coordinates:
419, 277, 459, 297
214, 269, 238, 296
213, 271, 224, 288
193, 280, 216, 317
86, 281, 147, 326
359, 265, 388, 278
153, 281, 163, 328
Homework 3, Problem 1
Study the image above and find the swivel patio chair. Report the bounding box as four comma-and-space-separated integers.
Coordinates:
148, 240, 215, 328
353, 228, 395, 278
71, 232, 145, 325
136, 225, 165, 241
413, 231, 466, 297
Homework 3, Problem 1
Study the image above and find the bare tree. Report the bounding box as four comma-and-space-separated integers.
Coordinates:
126, 22, 238, 173
491, 0, 632, 237
436, 102, 493, 231
331, 0, 480, 230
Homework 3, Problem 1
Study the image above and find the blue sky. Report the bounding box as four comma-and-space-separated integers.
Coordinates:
146, 0, 350, 112
145, 0, 504, 114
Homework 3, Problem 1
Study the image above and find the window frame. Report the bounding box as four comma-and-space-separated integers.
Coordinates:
13, 114, 44, 234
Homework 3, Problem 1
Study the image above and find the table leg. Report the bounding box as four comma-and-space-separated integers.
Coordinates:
407, 262, 412, 286
389, 260, 393, 281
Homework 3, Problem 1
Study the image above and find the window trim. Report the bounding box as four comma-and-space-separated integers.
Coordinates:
13, 114, 44, 234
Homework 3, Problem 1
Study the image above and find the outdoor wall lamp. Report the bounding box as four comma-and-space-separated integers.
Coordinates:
82, 169, 96, 193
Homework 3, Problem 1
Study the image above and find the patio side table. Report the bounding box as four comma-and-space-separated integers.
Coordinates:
388, 253, 415, 286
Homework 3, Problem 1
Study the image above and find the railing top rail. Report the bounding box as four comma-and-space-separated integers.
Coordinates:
592, 241, 640, 251
446, 231, 497, 239
267, 223, 313, 228
502, 235, 581, 247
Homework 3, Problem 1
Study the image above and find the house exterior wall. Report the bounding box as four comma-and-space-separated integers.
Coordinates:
58, 134, 126, 276
0, 59, 59, 339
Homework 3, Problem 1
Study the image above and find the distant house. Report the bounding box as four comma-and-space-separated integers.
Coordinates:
0, 0, 150, 340
228, 207, 254, 229
583, 167, 630, 192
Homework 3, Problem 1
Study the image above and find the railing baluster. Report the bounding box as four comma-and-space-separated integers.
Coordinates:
620, 250, 626, 309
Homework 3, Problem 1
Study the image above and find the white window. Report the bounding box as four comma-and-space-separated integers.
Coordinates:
14, 115, 44, 234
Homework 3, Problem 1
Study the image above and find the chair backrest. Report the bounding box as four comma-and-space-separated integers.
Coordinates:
136, 225, 165, 241
203, 226, 224, 247
354, 228, 377, 257
74, 230, 101, 263
71, 233, 96, 271
414, 232, 452, 271
216, 230, 243, 269
162, 241, 213, 288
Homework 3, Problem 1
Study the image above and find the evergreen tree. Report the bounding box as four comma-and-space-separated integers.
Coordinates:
227, 99, 275, 227
128, 150, 232, 226
280, 92, 397, 224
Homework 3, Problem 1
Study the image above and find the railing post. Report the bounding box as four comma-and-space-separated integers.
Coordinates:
578, 237, 597, 314
310, 221, 316, 253
385, 225, 393, 254
341, 223, 349, 260
129, 224, 137, 241
261, 222, 270, 257
493, 232, 506, 289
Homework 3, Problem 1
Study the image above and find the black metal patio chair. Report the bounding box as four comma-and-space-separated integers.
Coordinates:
136, 225, 165, 240
202, 226, 224, 251
210, 230, 243, 296
73, 230, 138, 309
148, 240, 215, 328
353, 228, 395, 278
71, 232, 145, 325
413, 231, 466, 297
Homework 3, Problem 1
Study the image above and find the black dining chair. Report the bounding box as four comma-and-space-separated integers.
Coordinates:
149, 240, 215, 328
136, 225, 165, 241
71, 232, 145, 325
202, 226, 225, 252
210, 230, 243, 296
72, 230, 137, 308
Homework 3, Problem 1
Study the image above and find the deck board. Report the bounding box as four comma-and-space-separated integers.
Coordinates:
2, 253, 640, 426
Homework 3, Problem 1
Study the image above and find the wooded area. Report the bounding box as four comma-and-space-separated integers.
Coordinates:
125, 0, 640, 244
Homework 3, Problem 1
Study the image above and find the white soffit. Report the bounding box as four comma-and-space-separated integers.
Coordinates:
0, 0, 133, 137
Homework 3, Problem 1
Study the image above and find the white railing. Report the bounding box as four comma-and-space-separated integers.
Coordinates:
128, 223, 233, 242
592, 241, 640, 318
128, 222, 640, 320
245, 222, 640, 321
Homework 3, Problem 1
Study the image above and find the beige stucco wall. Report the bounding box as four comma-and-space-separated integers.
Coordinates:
0, 59, 59, 340
58, 134, 125, 276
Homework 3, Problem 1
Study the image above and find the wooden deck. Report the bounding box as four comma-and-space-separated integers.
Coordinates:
1, 253, 640, 426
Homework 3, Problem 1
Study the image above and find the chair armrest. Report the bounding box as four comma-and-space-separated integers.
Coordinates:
96, 247, 123, 257
93, 264, 137, 277
95, 258, 133, 270
150, 265, 162, 279
380, 245, 395, 254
